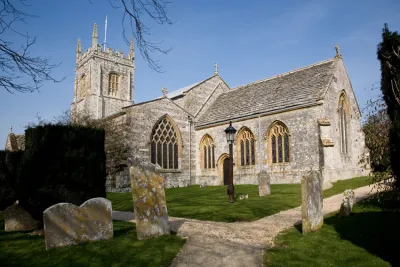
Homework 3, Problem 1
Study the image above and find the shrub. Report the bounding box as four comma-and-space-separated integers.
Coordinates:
18, 124, 106, 222
0, 151, 22, 210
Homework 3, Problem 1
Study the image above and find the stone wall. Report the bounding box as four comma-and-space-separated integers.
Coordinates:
321, 58, 370, 182
194, 105, 323, 185
71, 43, 134, 120
173, 75, 229, 116
121, 97, 195, 188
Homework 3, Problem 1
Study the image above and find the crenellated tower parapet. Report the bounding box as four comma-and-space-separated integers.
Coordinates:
71, 23, 135, 120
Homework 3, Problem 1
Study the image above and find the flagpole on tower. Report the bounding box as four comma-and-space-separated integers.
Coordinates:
103, 15, 108, 52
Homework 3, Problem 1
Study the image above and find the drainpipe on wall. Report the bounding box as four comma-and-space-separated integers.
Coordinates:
258, 115, 262, 172
188, 115, 193, 185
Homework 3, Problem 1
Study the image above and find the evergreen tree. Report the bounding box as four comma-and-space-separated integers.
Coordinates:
377, 24, 400, 187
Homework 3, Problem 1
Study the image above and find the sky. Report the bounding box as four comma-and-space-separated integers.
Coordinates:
1, 0, 400, 145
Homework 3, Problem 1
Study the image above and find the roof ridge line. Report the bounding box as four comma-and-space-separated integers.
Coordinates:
231, 57, 337, 91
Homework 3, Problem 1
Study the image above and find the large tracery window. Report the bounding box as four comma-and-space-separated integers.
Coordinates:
200, 134, 215, 169
237, 128, 255, 166
150, 116, 180, 169
268, 122, 290, 164
108, 73, 119, 96
339, 94, 349, 154
80, 74, 86, 98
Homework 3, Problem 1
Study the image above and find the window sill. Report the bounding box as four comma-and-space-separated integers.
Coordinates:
270, 162, 291, 166
158, 169, 182, 173
237, 165, 256, 169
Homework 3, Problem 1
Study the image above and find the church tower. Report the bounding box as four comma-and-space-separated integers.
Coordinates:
71, 23, 135, 120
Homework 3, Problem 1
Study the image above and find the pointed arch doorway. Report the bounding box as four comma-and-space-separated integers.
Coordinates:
217, 153, 230, 185
223, 158, 230, 185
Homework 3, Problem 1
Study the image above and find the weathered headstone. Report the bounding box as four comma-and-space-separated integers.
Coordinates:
301, 170, 323, 234
258, 170, 271, 196
129, 163, 169, 240
339, 189, 355, 216
4, 203, 39, 232
43, 197, 113, 250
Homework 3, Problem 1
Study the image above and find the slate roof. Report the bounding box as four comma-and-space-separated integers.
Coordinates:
197, 58, 337, 127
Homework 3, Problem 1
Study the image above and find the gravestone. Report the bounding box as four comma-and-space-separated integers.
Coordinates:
258, 170, 271, 196
43, 197, 113, 250
301, 170, 324, 234
4, 203, 39, 232
129, 163, 170, 240
339, 189, 355, 216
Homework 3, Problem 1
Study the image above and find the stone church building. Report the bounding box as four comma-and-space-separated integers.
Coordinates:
7, 24, 371, 191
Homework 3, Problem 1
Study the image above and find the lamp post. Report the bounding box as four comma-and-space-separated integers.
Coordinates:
224, 121, 237, 203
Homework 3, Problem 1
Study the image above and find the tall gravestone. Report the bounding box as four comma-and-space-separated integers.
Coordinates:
258, 170, 271, 197
301, 170, 323, 234
43, 198, 113, 250
129, 163, 170, 240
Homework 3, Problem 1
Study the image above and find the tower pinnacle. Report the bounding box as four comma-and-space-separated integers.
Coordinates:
92, 23, 98, 47
129, 37, 135, 59
76, 39, 82, 59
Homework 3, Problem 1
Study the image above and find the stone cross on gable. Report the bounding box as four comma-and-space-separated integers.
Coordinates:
214, 63, 219, 74
10, 125, 12, 133
335, 44, 342, 58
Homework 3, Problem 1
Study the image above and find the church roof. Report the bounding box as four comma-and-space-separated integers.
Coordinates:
197, 58, 337, 127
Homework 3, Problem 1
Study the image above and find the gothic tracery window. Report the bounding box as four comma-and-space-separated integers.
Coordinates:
200, 134, 215, 169
151, 116, 180, 169
268, 122, 290, 164
237, 128, 255, 166
80, 74, 86, 98
108, 73, 119, 96
339, 94, 349, 154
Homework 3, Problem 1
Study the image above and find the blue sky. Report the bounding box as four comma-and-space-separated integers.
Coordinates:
1, 0, 400, 144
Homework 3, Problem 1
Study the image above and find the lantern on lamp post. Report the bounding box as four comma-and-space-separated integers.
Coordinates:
224, 121, 237, 203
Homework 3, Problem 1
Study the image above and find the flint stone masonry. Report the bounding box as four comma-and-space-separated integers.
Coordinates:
43, 197, 113, 250
4, 203, 39, 232
301, 170, 324, 234
258, 170, 271, 196
129, 163, 170, 240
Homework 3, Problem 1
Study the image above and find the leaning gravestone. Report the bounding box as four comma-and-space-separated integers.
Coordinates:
301, 170, 324, 234
4, 203, 39, 232
43, 197, 113, 250
258, 170, 271, 196
129, 163, 170, 240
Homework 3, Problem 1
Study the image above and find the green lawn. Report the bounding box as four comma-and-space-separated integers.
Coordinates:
264, 191, 400, 267
108, 176, 373, 222
0, 220, 185, 267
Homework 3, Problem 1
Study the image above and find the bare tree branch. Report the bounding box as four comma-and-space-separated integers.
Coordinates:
89, 0, 173, 72
0, 0, 63, 93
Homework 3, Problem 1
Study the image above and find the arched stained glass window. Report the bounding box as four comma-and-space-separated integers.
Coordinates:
339, 94, 349, 154
237, 128, 255, 166
268, 122, 290, 164
200, 134, 215, 169
151, 116, 180, 169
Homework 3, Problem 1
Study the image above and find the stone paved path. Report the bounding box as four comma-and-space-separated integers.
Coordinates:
112, 184, 377, 267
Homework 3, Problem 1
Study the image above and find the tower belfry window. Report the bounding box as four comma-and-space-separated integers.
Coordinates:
109, 73, 119, 96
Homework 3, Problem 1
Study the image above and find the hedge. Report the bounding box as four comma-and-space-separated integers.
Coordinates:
18, 124, 106, 222
0, 151, 23, 210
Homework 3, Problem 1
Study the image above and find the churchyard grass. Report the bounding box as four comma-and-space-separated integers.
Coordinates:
108, 176, 373, 222
0, 220, 185, 267
264, 191, 400, 267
